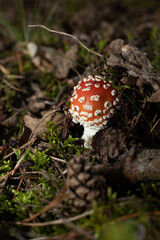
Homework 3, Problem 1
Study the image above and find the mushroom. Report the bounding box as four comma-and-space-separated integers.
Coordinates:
69, 75, 119, 148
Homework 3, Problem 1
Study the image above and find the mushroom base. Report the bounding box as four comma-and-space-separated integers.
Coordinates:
82, 126, 100, 149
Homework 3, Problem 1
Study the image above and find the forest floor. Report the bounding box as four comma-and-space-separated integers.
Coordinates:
0, 0, 160, 239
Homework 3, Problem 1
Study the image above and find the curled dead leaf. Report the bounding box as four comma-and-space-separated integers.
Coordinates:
19, 109, 65, 144
106, 39, 160, 91
148, 89, 160, 103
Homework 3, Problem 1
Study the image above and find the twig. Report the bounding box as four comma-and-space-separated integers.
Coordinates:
71, 67, 82, 81
16, 168, 26, 192
63, 221, 92, 238
50, 156, 66, 163
23, 185, 68, 222
0, 64, 10, 74
4, 138, 36, 159
2, 78, 26, 93
149, 117, 160, 134
14, 210, 93, 226
28, 24, 103, 58
0, 162, 23, 182
27, 231, 79, 240
0, 138, 36, 182
1, 107, 26, 127
16, 51, 23, 75
11, 151, 29, 176
116, 211, 160, 222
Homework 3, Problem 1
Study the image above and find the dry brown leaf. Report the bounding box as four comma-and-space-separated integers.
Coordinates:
106, 39, 160, 91
54, 45, 78, 79
148, 89, 160, 103
52, 112, 65, 126
40, 45, 78, 78
1, 115, 17, 127
23, 111, 53, 138
19, 110, 65, 144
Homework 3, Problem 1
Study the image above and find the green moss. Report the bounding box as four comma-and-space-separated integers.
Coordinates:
0, 192, 13, 214
0, 159, 12, 177
24, 148, 50, 171
0, 147, 62, 223
0, 120, 84, 224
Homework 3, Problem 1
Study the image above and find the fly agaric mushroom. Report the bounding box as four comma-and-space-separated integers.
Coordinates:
69, 75, 119, 148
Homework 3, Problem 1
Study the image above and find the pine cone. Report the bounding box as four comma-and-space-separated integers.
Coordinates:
91, 128, 127, 162
67, 156, 106, 208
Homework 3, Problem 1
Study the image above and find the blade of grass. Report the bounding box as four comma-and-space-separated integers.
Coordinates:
45, 0, 63, 25
14, 0, 29, 41
0, 16, 22, 41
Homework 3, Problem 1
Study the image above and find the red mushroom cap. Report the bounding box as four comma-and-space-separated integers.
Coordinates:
69, 75, 119, 129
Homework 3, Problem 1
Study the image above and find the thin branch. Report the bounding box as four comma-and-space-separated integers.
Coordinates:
50, 156, 66, 163
28, 231, 79, 240
1, 106, 26, 127
4, 138, 36, 159
14, 210, 93, 226
23, 185, 68, 222
116, 211, 160, 222
27, 231, 78, 240
28, 24, 103, 58
2, 78, 26, 93
0, 162, 23, 182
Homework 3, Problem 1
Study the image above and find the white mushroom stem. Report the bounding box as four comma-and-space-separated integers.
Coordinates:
82, 126, 100, 149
